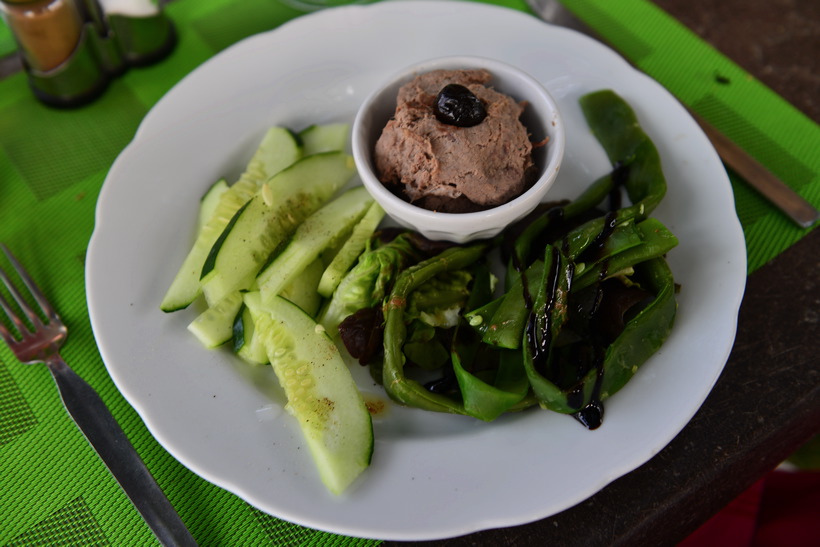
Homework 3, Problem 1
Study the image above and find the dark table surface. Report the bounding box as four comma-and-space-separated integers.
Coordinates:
387, 0, 820, 545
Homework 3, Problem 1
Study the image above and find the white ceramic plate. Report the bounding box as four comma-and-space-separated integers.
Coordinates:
86, 1, 746, 541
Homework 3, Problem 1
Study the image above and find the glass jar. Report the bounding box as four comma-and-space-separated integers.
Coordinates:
1, 0, 84, 72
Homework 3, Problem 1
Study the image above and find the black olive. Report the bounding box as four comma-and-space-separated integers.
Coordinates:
434, 84, 487, 127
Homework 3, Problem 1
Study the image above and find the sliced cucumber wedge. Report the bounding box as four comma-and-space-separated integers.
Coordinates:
160, 189, 249, 312
256, 185, 374, 304
234, 304, 268, 365
196, 181, 365, 353
160, 127, 302, 312
317, 201, 385, 298
299, 123, 349, 155
279, 257, 324, 318
201, 152, 356, 305
245, 292, 373, 495
197, 178, 229, 232
233, 256, 323, 363
187, 290, 245, 348
251, 126, 303, 182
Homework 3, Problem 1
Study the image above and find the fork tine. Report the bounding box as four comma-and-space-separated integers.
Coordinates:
0, 244, 53, 328
0, 265, 38, 336
0, 290, 23, 341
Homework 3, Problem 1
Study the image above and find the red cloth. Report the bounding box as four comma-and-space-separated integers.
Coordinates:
679, 470, 820, 547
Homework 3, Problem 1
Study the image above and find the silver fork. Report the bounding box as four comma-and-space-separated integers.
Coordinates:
0, 244, 198, 547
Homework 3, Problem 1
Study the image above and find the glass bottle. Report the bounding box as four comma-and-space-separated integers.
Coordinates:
0, 0, 84, 72
1, 0, 109, 107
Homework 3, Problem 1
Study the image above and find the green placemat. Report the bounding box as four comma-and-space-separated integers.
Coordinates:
0, 1, 816, 545
561, 0, 818, 272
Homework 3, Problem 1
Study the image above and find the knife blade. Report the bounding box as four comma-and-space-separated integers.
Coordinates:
526, 0, 819, 229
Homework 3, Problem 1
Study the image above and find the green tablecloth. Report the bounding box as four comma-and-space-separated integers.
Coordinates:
0, 1, 817, 545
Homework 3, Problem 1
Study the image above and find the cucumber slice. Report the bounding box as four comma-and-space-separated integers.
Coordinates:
202, 152, 356, 305
234, 256, 323, 363
197, 178, 229, 232
317, 201, 385, 298
160, 127, 302, 312
200, 258, 324, 357
251, 126, 303, 182
160, 190, 249, 312
187, 290, 244, 348
279, 257, 324, 317
234, 305, 268, 365
256, 185, 373, 304
245, 291, 373, 495
299, 123, 349, 155
319, 223, 357, 273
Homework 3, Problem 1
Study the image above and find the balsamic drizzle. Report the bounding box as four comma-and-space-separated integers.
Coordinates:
524, 246, 565, 378
514, 211, 616, 430
424, 369, 458, 395
568, 163, 632, 429
609, 161, 628, 211
515, 162, 632, 430
574, 397, 605, 429
569, 213, 616, 429
577, 210, 619, 266
422, 161, 635, 428
513, 243, 534, 310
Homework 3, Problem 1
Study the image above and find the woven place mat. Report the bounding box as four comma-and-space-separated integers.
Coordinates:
0, 0, 816, 545
561, 0, 818, 272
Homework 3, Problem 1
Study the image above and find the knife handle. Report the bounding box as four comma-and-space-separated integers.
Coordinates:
527, 0, 818, 229
689, 110, 819, 229
46, 355, 198, 547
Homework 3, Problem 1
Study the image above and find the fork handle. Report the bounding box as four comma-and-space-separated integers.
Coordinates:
46, 355, 198, 547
